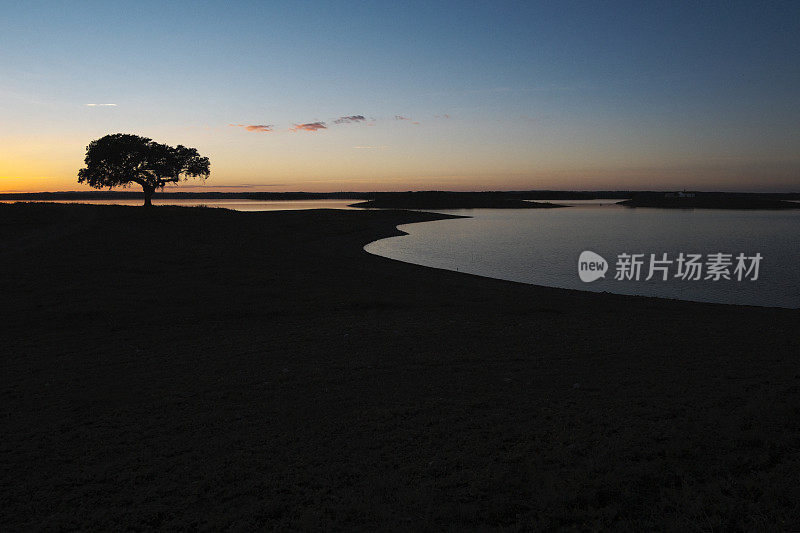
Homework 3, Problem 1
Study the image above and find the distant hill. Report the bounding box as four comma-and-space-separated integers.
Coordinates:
350, 192, 566, 209
619, 192, 800, 210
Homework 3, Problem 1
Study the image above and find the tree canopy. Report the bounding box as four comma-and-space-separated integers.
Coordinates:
78, 133, 210, 205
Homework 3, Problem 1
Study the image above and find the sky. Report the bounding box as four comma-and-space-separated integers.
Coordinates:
1, 0, 799, 192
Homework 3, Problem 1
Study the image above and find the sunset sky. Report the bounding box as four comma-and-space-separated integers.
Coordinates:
1, 1, 798, 192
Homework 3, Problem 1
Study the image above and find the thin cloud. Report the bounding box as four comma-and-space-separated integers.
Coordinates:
353, 145, 388, 150
165, 183, 289, 189
291, 122, 327, 132
86, 103, 117, 107
229, 123, 274, 132
395, 115, 420, 124
245, 124, 273, 132
334, 115, 366, 124
434, 114, 451, 119
201, 184, 288, 188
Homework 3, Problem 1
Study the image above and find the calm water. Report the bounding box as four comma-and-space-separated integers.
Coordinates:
7, 198, 798, 307
365, 201, 800, 308
0, 199, 359, 210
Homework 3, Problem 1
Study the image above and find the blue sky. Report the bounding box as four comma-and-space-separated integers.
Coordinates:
1, 0, 798, 191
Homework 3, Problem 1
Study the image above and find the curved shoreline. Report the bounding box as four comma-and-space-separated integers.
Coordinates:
362, 212, 799, 310
2, 203, 799, 529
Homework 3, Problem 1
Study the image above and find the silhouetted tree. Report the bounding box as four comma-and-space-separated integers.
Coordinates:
78, 133, 210, 206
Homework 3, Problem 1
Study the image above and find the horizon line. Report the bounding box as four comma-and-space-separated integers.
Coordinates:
2, 189, 800, 195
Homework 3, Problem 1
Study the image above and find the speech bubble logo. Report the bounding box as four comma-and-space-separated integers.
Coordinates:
578, 250, 608, 282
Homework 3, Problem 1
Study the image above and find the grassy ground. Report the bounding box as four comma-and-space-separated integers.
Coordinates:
2, 202, 799, 530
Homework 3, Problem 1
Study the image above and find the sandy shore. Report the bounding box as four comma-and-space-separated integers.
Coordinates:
2, 203, 799, 529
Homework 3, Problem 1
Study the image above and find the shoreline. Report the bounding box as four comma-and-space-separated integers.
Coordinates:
3, 203, 799, 529
365, 215, 799, 311
366, 235, 800, 310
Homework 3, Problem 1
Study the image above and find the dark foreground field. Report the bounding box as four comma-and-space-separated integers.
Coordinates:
2, 203, 799, 530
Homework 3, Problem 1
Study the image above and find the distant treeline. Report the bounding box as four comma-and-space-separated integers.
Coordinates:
351, 191, 567, 209
620, 191, 800, 209
0, 191, 371, 200
2, 190, 799, 201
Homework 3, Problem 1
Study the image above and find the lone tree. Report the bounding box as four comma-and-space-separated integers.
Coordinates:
78, 133, 210, 206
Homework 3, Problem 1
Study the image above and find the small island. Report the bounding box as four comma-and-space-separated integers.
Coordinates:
350, 191, 567, 209
619, 191, 800, 209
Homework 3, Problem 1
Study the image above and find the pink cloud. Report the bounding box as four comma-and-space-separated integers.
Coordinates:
245, 124, 273, 132
229, 123, 273, 133
291, 122, 327, 132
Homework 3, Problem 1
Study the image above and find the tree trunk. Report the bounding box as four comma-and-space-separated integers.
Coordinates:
142, 185, 155, 207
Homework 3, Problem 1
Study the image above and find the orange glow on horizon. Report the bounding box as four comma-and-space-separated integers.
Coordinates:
2, 129, 798, 194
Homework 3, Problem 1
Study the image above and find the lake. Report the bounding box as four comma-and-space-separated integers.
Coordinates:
0, 199, 360, 211
7, 198, 798, 308
365, 200, 800, 309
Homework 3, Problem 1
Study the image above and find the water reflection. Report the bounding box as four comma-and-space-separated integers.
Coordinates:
366, 203, 800, 308
0, 199, 360, 211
